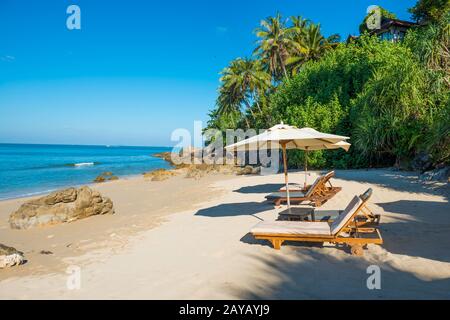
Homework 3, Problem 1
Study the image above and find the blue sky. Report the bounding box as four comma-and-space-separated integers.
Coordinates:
0, 0, 416, 146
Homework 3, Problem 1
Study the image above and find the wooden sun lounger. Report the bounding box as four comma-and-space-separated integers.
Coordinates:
251, 192, 383, 256
266, 172, 341, 207
279, 170, 336, 192
310, 188, 381, 227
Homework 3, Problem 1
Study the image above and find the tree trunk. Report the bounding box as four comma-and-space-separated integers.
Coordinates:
278, 51, 290, 82
244, 99, 257, 123
253, 93, 263, 114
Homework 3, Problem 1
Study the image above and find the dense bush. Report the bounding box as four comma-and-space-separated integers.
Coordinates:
207, 2, 450, 171
269, 36, 433, 168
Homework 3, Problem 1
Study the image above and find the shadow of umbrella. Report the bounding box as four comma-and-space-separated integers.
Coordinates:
194, 202, 269, 220
234, 184, 285, 194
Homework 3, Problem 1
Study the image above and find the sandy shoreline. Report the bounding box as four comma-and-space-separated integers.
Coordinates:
0, 173, 233, 278
0, 169, 449, 299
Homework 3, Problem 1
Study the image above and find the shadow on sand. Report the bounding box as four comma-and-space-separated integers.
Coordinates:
376, 199, 450, 262
234, 183, 285, 194
227, 249, 450, 299
238, 198, 450, 263
335, 169, 449, 200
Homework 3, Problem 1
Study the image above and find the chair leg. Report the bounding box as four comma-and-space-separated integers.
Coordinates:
271, 239, 284, 250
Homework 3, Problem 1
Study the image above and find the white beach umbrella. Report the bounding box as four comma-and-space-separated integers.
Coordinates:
225, 123, 350, 209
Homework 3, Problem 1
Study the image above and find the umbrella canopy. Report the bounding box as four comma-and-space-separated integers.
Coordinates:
225, 124, 350, 152
225, 123, 350, 210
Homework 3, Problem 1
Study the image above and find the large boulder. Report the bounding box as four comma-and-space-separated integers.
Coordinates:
412, 152, 433, 172
9, 187, 115, 229
0, 244, 25, 268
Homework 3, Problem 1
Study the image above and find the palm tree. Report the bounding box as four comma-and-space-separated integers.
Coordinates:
286, 23, 340, 75
254, 13, 294, 81
220, 58, 271, 112
216, 87, 248, 128
289, 15, 310, 41
285, 16, 310, 75
217, 58, 271, 128
302, 24, 340, 60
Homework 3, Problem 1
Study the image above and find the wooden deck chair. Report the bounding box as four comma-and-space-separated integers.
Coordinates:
279, 171, 335, 193
354, 188, 381, 226
251, 194, 383, 256
266, 173, 339, 207
313, 188, 381, 227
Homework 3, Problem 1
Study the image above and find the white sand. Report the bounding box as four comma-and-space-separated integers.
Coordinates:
0, 169, 449, 299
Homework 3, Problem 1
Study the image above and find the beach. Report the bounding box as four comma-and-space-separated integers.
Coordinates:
1, 169, 449, 299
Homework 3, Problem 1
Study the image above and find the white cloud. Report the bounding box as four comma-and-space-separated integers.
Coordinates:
0, 55, 15, 62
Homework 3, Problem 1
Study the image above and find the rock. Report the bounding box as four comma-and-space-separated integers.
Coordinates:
153, 152, 175, 165
9, 187, 115, 229
94, 172, 119, 183
237, 165, 260, 175
143, 169, 177, 181
0, 244, 25, 268
420, 166, 450, 182
412, 152, 433, 172
94, 175, 106, 183
39, 250, 53, 255
185, 168, 205, 180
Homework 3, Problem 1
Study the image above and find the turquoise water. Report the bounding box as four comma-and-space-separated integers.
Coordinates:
0, 144, 173, 200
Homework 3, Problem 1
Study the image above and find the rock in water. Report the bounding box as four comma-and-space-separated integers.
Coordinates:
94, 172, 119, 183
9, 187, 115, 229
0, 244, 25, 268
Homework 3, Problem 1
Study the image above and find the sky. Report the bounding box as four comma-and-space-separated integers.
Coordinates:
0, 0, 416, 146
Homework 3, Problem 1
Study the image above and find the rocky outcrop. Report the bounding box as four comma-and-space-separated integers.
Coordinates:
412, 152, 433, 172
153, 149, 260, 180
0, 244, 25, 268
420, 166, 450, 182
9, 187, 115, 229
154, 148, 241, 169
143, 169, 177, 181
94, 172, 119, 183
237, 165, 261, 175
153, 152, 175, 165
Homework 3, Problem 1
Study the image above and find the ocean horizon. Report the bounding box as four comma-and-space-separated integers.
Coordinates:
0, 143, 173, 200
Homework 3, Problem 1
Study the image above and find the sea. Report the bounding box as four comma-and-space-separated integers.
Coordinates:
0, 144, 173, 200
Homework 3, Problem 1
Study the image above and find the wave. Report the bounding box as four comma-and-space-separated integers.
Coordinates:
12, 162, 102, 170
68, 162, 97, 167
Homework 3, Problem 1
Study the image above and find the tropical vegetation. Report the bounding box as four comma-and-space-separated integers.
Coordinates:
207, 0, 450, 171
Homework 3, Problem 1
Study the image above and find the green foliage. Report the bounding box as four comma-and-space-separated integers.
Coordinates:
207, 1, 450, 170
424, 97, 450, 164
254, 13, 292, 81
352, 51, 429, 165
206, 108, 240, 132
270, 34, 448, 169
409, 0, 450, 23
404, 21, 450, 88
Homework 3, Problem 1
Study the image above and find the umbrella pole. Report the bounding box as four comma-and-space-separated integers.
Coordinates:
282, 143, 291, 212
304, 148, 308, 189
